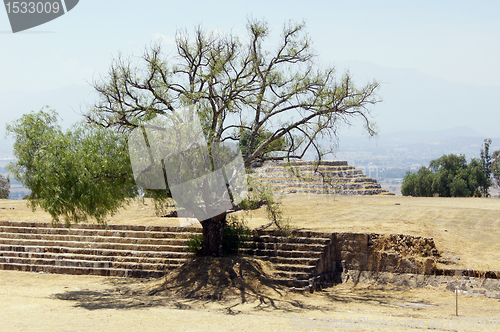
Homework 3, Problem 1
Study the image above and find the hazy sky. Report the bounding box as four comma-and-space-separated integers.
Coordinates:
1, 0, 499, 137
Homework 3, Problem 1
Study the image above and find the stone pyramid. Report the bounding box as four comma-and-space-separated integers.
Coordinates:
249, 160, 394, 196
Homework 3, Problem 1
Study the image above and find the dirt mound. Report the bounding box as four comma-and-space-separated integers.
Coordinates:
148, 256, 288, 302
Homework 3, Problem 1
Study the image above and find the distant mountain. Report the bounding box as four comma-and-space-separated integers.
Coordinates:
382, 126, 483, 144
334, 126, 500, 169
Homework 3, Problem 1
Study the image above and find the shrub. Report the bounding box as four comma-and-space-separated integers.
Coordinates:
187, 233, 203, 255
222, 215, 251, 255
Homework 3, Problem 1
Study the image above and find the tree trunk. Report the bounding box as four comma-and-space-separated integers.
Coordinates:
199, 212, 227, 257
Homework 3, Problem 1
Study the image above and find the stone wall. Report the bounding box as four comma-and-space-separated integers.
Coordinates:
246, 228, 499, 294
334, 232, 440, 275
302, 232, 440, 278
306, 231, 500, 297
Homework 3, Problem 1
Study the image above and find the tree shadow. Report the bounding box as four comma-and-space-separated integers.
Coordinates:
319, 283, 435, 310
52, 258, 433, 313
51, 257, 297, 312
52, 284, 195, 311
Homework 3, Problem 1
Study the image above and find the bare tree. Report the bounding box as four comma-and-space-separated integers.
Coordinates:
86, 19, 381, 256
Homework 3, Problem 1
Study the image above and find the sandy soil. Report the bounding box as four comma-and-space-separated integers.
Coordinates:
2, 269, 500, 332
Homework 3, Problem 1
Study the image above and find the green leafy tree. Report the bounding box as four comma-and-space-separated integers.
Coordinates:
0, 174, 9, 199
464, 158, 488, 196
83, 19, 380, 256
401, 154, 488, 197
6, 108, 138, 224
400, 171, 417, 197
401, 167, 434, 197
430, 154, 469, 197
431, 154, 487, 197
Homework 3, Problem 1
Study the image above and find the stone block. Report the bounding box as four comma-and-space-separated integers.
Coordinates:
355, 233, 367, 242
340, 251, 354, 262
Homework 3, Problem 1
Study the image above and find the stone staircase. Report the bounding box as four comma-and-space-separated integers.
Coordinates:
0, 221, 338, 291
0, 220, 199, 278
241, 229, 338, 290
250, 160, 394, 195
6, 220, 498, 297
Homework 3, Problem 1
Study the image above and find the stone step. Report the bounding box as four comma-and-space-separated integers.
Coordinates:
249, 160, 394, 197
0, 256, 180, 271
255, 171, 364, 178
0, 232, 189, 246
0, 250, 187, 265
254, 229, 332, 238
271, 188, 391, 195
364, 184, 383, 189
275, 271, 311, 280
255, 181, 366, 189
274, 180, 362, 188
266, 256, 321, 266
0, 262, 166, 278
253, 167, 356, 173
0, 244, 191, 259
273, 263, 316, 273
0, 237, 188, 252
270, 278, 310, 289
0, 220, 202, 233
250, 235, 331, 245
251, 160, 348, 168
253, 165, 353, 173
259, 180, 380, 188
242, 242, 326, 252
239, 248, 323, 258
0, 221, 335, 289
0, 225, 196, 239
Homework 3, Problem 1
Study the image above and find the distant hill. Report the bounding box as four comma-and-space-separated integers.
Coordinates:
334, 126, 500, 170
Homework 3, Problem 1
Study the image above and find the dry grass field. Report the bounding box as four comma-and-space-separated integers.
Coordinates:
1, 195, 500, 331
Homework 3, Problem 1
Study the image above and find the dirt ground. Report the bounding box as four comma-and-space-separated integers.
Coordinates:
1, 269, 500, 332
1, 195, 500, 331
